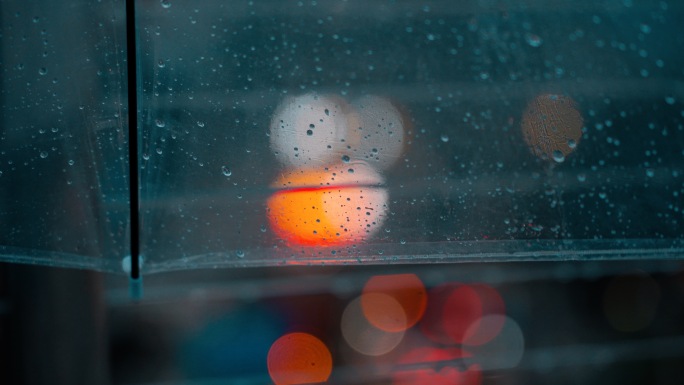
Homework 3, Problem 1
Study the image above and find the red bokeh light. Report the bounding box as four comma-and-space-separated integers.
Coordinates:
393, 347, 482, 385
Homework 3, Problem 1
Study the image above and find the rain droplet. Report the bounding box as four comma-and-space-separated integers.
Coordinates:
155, 119, 165, 128
552, 150, 565, 163
525, 33, 543, 47
646, 168, 655, 178
324, 108, 330, 116
157, 60, 166, 68
38, 67, 48, 76
567, 139, 577, 149
577, 173, 586, 182
197, 121, 205, 127
341, 155, 351, 163
440, 134, 449, 143
160, 0, 171, 9
306, 129, 313, 136
236, 250, 245, 258
665, 96, 676, 105
221, 166, 232, 177
39, 151, 48, 159
68, 159, 75, 166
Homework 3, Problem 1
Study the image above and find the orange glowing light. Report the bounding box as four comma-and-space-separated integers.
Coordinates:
361, 274, 427, 332
267, 332, 333, 385
267, 162, 388, 247
393, 347, 481, 385
521, 93, 583, 163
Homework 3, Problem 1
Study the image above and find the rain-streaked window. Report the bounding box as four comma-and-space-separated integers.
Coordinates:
1, 1, 683, 384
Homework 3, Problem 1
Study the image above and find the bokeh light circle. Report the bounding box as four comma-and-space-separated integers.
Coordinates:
347, 95, 406, 170
270, 93, 350, 169
420, 283, 505, 346
341, 295, 406, 356
362, 274, 427, 332
522, 93, 583, 163
393, 347, 482, 385
267, 332, 333, 385
267, 162, 388, 247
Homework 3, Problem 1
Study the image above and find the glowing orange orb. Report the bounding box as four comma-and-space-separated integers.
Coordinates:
522, 93, 583, 163
361, 274, 427, 332
267, 162, 388, 246
267, 332, 333, 385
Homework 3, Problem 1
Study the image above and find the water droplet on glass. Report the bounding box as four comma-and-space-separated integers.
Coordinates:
552, 150, 565, 163
221, 166, 232, 177
68, 159, 75, 166
260, 224, 267, 233
236, 250, 245, 258
665, 96, 676, 105
32, 16, 40, 23
197, 121, 205, 127
646, 168, 655, 178
577, 173, 586, 182
440, 134, 449, 143
306, 129, 313, 136
347, 168, 354, 174
324, 108, 330, 116
157, 60, 166, 68
567, 139, 577, 149
39, 151, 48, 159
341, 155, 350, 163
160, 0, 171, 9
38, 67, 48, 76
525, 32, 543, 47
155, 119, 165, 128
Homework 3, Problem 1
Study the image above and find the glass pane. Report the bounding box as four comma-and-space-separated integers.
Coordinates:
0, 1, 129, 272
137, 0, 683, 272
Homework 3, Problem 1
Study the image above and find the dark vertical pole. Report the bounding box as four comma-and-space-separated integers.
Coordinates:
125, 0, 140, 280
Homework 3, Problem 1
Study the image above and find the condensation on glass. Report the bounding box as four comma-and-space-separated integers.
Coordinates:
2, 0, 684, 274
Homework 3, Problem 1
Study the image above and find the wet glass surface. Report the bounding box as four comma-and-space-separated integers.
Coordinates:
0, 1, 129, 271
0, 1, 683, 271
136, 0, 684, 271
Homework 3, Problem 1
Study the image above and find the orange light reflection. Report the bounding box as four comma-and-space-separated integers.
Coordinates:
362, 274, 427, 332
267, 332, 333, 385
267, 162, 388, 247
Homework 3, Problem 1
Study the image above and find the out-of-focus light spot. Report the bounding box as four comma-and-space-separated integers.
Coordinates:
267, 162, 388, 247
347, 95, 406, 170
270, 93, 350, 169
603, 272, 660, 332
361, 274, 427, 332
522, 94, 583, 163
468, 316, 524, 370
270, 93, 408, 171
459, 284, 506, 346
341, 295, 406, 356
267, 332, 333, 385
393, 347, 482, 385
420, 284, 505, 346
